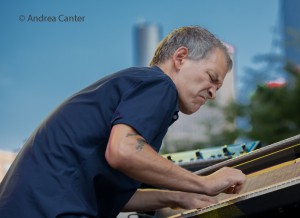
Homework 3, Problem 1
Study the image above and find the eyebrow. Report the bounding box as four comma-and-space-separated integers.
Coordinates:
208, 71, 222, 82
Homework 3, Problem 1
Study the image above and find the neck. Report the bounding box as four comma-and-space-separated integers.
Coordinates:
156, 60, 176, 79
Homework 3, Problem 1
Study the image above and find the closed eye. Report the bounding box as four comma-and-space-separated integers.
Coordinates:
208, 73, 219, 84
208, 73, 215, 82
208, 72, 222, 90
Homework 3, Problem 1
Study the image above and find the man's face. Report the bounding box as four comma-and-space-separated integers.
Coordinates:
174, 48, 228, 114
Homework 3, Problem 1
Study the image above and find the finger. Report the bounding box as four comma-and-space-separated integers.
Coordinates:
189, 195, 218, 209
224, 186, 235, 194
194, 199, 217, 209
232, 184, 243, 194
199, 201, 216, 208
204, 196, 218, 204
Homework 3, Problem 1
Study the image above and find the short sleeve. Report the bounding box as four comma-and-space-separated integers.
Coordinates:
111, 78, 178, 144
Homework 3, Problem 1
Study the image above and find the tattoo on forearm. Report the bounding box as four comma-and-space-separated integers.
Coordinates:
126, 133, 147, 151
136, 138, 147, 151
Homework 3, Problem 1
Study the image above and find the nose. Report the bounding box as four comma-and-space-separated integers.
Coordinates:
208, 86, 217, 99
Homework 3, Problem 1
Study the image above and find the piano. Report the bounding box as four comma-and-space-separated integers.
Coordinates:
156, 134, 300, 218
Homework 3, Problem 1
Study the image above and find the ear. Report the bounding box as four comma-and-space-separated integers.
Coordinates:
173, 46, 188, 70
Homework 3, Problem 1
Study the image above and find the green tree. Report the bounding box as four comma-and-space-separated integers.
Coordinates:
220, 62, 300, 146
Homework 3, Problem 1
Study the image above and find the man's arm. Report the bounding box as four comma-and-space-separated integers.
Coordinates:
121, 188, 217, 212
105, 124, 246, 196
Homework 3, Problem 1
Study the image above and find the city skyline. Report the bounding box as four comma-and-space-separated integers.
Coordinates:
0, 0, 280, 150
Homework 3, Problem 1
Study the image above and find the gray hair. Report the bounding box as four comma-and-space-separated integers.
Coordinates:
149, 26, 232, 71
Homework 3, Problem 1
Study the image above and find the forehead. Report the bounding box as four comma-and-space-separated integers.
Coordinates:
199, 48, 228, 78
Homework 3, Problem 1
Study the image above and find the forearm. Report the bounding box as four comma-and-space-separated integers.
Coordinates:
106, 124, 246, 196
120, 145, 205, 193
106, 124, 206, 193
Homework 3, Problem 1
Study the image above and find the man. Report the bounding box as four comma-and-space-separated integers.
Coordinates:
0, 26, 246, 218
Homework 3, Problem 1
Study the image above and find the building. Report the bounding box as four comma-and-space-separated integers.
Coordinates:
0, 150, 17, 182
281, 0, 300, 66
133, 22, 162, 67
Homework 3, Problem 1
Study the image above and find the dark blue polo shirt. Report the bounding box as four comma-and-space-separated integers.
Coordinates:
0, 66, 179, 218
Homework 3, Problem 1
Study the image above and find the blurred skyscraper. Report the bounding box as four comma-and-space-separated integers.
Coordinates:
237, 1, 300, 104
133, 22, 162, 66
281, 0, 300, 65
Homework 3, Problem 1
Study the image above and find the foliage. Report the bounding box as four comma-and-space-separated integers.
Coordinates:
219, 62, 300, 146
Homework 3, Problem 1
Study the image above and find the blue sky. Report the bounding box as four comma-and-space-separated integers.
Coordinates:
0, 0, 280, 151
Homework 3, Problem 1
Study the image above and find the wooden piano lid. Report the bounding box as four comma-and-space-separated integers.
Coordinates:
158, 134, 300, 218
194, 134, 300, 176
167, 159, 300, 218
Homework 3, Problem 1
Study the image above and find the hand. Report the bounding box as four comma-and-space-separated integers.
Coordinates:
202, 167, 246, 196
172, 192, 217, 210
